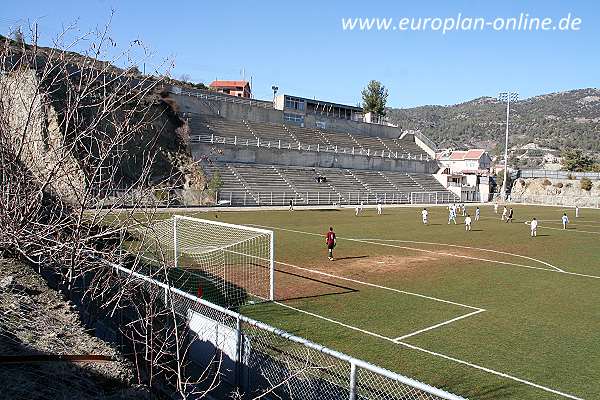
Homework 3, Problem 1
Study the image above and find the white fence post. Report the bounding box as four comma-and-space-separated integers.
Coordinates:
173, 216, 178, 269
349, 362, 357, 400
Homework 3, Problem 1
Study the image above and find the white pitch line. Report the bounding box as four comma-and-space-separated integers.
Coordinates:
274, 301, 394, 342
252, 224, 558, 273
274, 301, 583, 400
276, 260, 482, 311
345, 238, 560, 273
394, 341, 585, 400
524, 220, 600, 235
393, 309, 486, 341
539, 220, 600, 229
254, 224, 600, 280
350, 238, 565, 272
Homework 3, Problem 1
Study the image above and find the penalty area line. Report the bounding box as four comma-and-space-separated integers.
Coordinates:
393, 309, 486, 341
274, 301, 584, 400
350, 238, 565, 273
275, 260, 483, 311
525, 220, 600, 235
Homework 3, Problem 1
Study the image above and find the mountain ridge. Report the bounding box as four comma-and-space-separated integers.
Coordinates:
387, 88, 600, 163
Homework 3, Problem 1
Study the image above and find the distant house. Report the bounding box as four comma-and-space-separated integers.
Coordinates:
209, 80, 251, 98
436, 149, 492, 174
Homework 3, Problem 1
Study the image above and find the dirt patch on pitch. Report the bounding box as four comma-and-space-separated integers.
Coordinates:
328, 254, 447, 277
275, 253, 450, 300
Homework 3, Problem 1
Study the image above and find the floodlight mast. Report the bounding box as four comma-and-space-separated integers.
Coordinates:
498, 91, 518, 200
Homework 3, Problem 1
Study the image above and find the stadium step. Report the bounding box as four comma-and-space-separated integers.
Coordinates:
242, 120, 260, 141
226, 164, 259, 203
271, 166, 304, 201
345, 169, 374, 194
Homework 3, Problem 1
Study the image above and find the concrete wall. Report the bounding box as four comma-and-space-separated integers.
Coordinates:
172, 93, 404, 139
191, 143, 438, 173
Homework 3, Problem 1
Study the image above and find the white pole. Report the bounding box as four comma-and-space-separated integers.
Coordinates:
349, 362, 357, 400
501, 94, 511, 200
269, 232, 275, 301
173, 216, 178, 269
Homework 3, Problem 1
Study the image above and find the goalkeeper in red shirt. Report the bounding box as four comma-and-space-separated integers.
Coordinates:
326, 226, 336, 261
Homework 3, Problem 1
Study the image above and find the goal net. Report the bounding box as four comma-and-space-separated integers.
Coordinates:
135, 215, 274, 307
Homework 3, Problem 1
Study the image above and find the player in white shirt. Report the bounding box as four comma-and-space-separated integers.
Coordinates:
502, 206, 508, 221
359, 201, 364, 214
494, 203, 499, 214
530, 217, 538, 237
355, 205, 360, 216
561, 213, 569, 229
575, 206, 579, 218
448, 207, 457, 224
421, 208, 429, 224
475, 207, 481, 221
376, 202, 382, 215
464, 214, 472, 231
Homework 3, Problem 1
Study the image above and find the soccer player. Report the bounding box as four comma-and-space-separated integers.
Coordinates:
355, 205, 360, 216
502, 206, 508, 221
506, 208, 514, 223
359, 201, 364, 215
530, 218, 538, 237
288, 199, 294, 211
377, 202, 382, 215
421, 208, 429, 225
494, 203, 499, 214
575, 206, 580, 218
326, 226, 336, 261
448, 207, 457, 224
461, 203, 466, 216
562, 212, 569, 229
465, 214, 472, 231
475, 206, 481, 221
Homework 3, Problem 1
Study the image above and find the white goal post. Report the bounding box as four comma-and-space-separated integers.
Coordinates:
141, 215, 274, 306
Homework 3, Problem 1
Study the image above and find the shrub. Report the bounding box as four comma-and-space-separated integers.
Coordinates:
580, 178, 593, 191
566, 183, 573, 188
542, 178, 552, 186
554, 182, 564, 188
567, 173, 575, 180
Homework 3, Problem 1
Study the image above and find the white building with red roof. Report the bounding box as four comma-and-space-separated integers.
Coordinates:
434, 149, 493, 202
436, 149, 491, 175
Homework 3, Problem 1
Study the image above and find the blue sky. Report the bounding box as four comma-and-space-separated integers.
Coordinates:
1, 0, 598, 108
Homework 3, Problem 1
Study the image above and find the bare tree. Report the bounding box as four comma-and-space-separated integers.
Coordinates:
0, 18, 217, 399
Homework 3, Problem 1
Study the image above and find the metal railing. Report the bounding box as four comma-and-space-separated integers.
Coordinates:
216, 190, 458, 207
517, 169, 600, 180
192, 133, 431, 161
111, 262, 465, 400
171, 87, 274, 109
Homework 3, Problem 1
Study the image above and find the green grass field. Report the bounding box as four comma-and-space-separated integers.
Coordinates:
164, 204, 600, 400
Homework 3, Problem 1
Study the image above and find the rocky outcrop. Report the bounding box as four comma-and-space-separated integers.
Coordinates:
1, 69, 86, 202
511, 177, 600, 207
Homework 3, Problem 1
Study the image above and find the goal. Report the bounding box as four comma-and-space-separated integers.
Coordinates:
139, 215, 274, 307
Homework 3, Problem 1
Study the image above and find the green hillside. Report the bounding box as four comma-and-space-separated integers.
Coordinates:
387, 88, 600, 156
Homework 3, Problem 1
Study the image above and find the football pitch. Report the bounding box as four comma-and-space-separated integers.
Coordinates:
167, 204, 599, 399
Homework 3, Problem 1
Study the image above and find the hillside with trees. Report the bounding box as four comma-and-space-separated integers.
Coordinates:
387, 88, 600, 160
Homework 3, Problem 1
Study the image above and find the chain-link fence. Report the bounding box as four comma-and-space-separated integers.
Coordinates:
517, 169, 600, 180
111, 262, 466, 400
